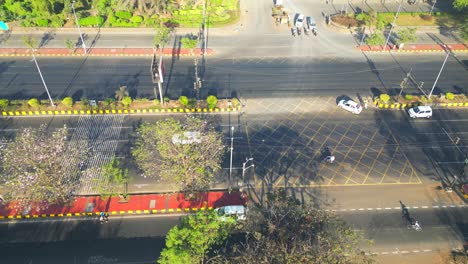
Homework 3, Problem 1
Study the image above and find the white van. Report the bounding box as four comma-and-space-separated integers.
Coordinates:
408, 106, 432, 118
214, 205, 246, 221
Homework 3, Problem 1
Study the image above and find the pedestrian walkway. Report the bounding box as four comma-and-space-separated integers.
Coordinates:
359, 43, 468, 53
0, 191, 246, 219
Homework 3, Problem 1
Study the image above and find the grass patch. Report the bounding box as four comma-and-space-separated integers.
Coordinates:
377, 12, 462, 27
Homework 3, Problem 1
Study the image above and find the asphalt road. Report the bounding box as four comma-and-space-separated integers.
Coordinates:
0, 54, 467, 101
0, 207, 466, 264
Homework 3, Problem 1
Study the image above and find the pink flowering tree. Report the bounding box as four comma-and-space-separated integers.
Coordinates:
0, 125, 88, 211
132, 117, 225, 194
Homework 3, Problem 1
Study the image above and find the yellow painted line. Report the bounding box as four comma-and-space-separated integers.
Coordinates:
397, 162, 408, 183
344, 125, 375, 185
326, 123, 354, 185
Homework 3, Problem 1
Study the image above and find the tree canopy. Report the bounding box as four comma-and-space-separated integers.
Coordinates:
158, 210, 235, 264
132, 117, 225, 193
216, 189, 374, 264
0, 125, 88, 210
453, 0, 468, 11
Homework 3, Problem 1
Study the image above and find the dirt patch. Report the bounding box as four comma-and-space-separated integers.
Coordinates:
331, 14, 360, 28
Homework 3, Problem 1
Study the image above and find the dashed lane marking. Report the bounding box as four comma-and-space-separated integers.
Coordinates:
332, 204, 468, 212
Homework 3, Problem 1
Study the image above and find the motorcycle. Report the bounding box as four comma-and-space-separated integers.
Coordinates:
291, 27, 296, 37
297, 27, 302, 36
312, 28, 317, 36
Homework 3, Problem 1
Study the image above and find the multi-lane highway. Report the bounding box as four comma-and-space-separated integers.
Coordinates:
0, 54, 467, 100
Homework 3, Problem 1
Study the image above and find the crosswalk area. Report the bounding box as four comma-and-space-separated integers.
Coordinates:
65, 115, 125, 195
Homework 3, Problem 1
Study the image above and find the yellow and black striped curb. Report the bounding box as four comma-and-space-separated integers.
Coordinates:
363, 49, 468, 53
373, 100, 468, 109
2, 107, 241, 117
0, 207, 215, 220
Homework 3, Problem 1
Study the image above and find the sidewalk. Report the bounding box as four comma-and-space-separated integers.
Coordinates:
359, 43, 468, 53
0, 191, 246, 219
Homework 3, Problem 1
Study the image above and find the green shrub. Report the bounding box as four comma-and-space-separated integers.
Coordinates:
62, 97, 74, 107
446, 92, 455, 100
106, 13, 117, 25
79, 16, 104, 27
81, 98, 90, 106
187, 98, 197, 108
380, 94, 390, 103
164, 97, 170, 103
35, 18, 49, 27
365, 33, 385, 45
0, 99, 9, 108
130, 15, 143, 23
115, 11, 132, 19
103, 98, 115, 107
50, 16, 64, 27
207, 95, 218, 109
178, 96, 189, 106
122, 96, 132, 107
28, 98, 40, 107
231, 98, 240, 108
404, 94, 413, 100
153, 99, 160, 107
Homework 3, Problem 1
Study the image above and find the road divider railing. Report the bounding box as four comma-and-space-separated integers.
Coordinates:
2, 107, 241, 117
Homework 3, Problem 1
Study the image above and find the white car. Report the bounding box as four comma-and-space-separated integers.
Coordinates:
295, 14, 305, 28
408, 106, 432, 118
215, 205, 246, 221
338, 99, 362, 114
306, 16, 316, 30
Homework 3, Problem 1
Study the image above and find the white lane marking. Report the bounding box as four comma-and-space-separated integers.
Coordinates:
422, 206, 428, 208
423, 249, 432, 252
359, 208, 365, 211
401, 251, 410, 254
385, 207, 392, 210
413, 250, 420, 253
433, 205, 439, 208
367, 208, 373, 210
381, 252, 389, 255
412, 206, 419, 209
376, 208, 382, 210
336, 204, 467, 212
349, 208, 356, 211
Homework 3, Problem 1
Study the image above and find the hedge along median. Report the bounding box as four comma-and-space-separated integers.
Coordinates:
373, 93, 468, 109
0, 97, 242, 117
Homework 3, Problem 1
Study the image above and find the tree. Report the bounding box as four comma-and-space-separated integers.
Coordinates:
181, 35, 198, 55
215, 189, 374, 264
395, 27, 417, 46
0, 125, 88, 210
62, 97, 74, 107
95, 157, 130, 198
461, 18, 468, 41
132, 117, 225, 193
453, 0, 468, 11
158, 210, 235, 264
115, 86, 129, 101
153, 26, 171, 49
22, 35, 38, 50
365, 32, 385, 45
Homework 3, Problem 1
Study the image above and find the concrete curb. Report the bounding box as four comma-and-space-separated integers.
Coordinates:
0, 48, 215, 57
1, 107, 241, 117
0, 207, 214, 220
373, 100, 468, 109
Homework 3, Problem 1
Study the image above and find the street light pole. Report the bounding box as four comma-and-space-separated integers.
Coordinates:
32, 51, 55, 107
428, 49, 450, 99
229, 126, 234, 192
383, 0, 402, 51
71, 1, 87, 54
430, 0, 437, 15
242, 157, 254, 183
202, 0, 208, 55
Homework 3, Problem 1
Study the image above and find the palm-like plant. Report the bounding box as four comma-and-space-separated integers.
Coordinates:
115, 86, 129, 101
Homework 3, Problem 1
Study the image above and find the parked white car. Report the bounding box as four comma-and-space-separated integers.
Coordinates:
295, 13, 305, 28
306, 16, 316, 30
215, 205, 246, 221
408, 106, 432, 118
338, 99, 362, 114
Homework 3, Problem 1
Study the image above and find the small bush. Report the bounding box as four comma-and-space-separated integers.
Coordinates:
207, 95, 218, 109
446, 92, 455, 100
35, 18, 49, 27
404, 94, 413, 100
79, 16, 104, 27
50, 16, 64, 27
188, 98, 197, 108
231, 98, 240, 108
81, 98, 90, 106
163, 97, 170, 103
178, 96, 189, 106
115, 11, 132, 19
103, 98, 115, 107
28, 98, 40, 107
106, 13, 117, 25
130, 15, 143, 24
380, 94, 390, 103
122, 96, 132, 107
153, 99, 160, 107
420, 14, 433, 21
62, 97, 74, 107
0, 99, 9, 108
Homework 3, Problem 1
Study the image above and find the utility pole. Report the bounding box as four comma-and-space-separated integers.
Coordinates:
430, 0, 437, 15
151, 51, 164, 105
229, 126, 234, 193
242, 158, 254, 184
71, 1, 87, 54
194, 58, 202, 99
429, 47, 450, 99
383, 0, 402, 51
31, 50, 55, 107
202, 0, 208, 55
359, 27, 366, 46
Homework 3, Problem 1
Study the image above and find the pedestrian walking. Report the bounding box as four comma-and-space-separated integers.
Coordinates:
104, 213, 109, 223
